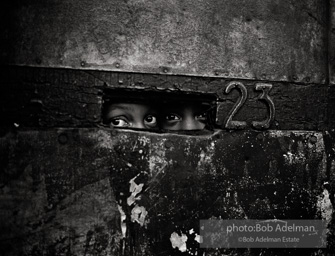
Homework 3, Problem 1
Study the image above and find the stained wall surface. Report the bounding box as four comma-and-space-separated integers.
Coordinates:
0, 0, 335, 255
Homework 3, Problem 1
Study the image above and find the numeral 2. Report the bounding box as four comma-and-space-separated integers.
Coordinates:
224, 81, 247, 129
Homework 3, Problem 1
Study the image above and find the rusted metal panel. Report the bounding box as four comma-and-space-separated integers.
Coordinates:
0, 129, 334, 255
1, 0, 327, 83
1, 66, 331, 131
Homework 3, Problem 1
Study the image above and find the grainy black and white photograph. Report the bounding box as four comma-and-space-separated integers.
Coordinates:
1, 0, 335, 255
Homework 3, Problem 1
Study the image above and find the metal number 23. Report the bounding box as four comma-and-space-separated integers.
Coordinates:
224, 82, 275, 130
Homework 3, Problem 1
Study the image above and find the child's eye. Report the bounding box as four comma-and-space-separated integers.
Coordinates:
165, 114, 181, 121
144, 115, 157, 128
195, 112, 207, 122
109, 117, 130, 127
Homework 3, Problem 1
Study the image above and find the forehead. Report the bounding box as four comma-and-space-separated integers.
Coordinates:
106, 103, 154, 116
162, 102, 210, 113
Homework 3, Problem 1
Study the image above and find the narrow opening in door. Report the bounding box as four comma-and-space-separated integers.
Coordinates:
102, 89, 217, 133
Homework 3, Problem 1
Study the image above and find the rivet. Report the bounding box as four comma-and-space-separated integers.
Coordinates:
115, 63, 120, 68
163, 68, 168, 73
310, 136, 317, 144
261, 74, 266, 79
165, 140, 173, 149
214, 71, 219, 76
80, 61, 86, 67
58, 133, 68, 144
118, 79, 123, 84
292, 75, 298, 81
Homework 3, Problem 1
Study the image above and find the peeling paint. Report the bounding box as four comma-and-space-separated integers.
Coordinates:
131, 205, 148, 226
317, 188, 333, 224
170, 232, 188, 252
127, 175, 144, 206
189, 229, 201, 244
118, 205, 127, 238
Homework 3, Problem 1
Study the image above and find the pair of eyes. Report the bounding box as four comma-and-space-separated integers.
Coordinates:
165, 112, 207, 122
109, 112, 208, 128
110, 115, 157, 128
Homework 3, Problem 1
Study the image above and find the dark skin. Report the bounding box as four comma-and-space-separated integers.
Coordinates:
105, 102, 211, 131
105, 103, 158, 129
160, 103, 209, 131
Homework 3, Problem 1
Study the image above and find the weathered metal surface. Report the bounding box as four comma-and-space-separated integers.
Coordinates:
1, 0, 327, 83
1, 66, 331, 131
331, 0, 335, 85
0, 129, 334, 255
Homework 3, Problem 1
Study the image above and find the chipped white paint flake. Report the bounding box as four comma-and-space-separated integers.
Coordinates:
195, 234, 201, 243
117, 205, 127, 238
317, 188, 333, 224
170, 232, 188, 252
127, 175, 144, 206
131, 205, 148, 227
189, 229, 201, 243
